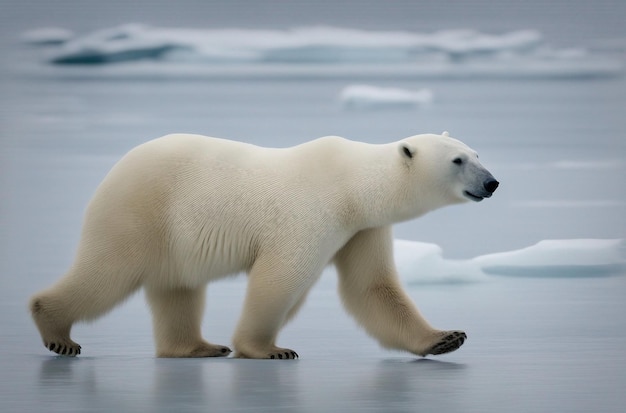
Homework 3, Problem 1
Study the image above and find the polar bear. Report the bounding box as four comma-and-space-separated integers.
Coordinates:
30, 132, 498, 359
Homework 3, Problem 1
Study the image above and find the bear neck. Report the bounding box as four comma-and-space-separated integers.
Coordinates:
339, 143, 440, 230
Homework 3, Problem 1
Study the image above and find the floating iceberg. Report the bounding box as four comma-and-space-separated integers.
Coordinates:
45, 24, 186, 64
42, 25, 544, 64
395, 239, 626, 284
22, 24, 623, 79
340, 85, 433, 109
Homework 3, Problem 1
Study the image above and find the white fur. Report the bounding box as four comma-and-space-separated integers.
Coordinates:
30, 132, 496, 358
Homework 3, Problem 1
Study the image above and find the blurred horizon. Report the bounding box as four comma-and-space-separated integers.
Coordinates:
2, 0, 626, 46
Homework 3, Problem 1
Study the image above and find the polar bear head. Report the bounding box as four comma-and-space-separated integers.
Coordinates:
397, 131, 499, 213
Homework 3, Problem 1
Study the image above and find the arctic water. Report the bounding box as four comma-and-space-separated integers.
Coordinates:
1, 1, 626, 412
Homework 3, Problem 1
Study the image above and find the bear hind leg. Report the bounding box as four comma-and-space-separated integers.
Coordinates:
145, 286, 231, 358
30, 267, 143, 357
30, 294, 81, 356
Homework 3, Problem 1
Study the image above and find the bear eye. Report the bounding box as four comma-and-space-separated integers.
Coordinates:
453, 157, 463, 165
402, 146, 414, 159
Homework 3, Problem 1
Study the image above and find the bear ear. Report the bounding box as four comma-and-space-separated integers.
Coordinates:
442, 131, 449, 137
400, 142, 415, 159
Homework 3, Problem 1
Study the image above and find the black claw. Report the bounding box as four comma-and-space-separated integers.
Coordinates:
285, 352, 290, 359
221, 347, 229, 354
291, 352, 297, 359
77, 348, 81, 355
278, 353, 283, 359
60, 346, 66, 355
49, 343, 56, 352
270, 355, 275, 359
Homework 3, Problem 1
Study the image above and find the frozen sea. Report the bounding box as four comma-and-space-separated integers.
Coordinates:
1, 1, 626, 412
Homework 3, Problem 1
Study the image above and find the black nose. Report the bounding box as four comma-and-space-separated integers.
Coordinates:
484, 179, 499, 194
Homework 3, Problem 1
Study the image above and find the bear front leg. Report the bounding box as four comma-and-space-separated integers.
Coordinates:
334, 227, 467, 357
232, 258, 318, 359
145, 286, 231, 358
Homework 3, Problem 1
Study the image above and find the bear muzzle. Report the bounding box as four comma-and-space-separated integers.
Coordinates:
464, 176, 499, 202
484, 178, 499, 195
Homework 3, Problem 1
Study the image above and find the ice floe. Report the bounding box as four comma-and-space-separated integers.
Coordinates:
394, 240, 486, 285
21, 24, 623, 79
475, 239, 626, 277
339, 85, 433, 109
395, 239, 626, 284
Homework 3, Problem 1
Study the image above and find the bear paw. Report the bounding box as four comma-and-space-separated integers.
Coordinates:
189, 342, 232, 358
157, 341, 232, 358
423, 330, 467, 356
44, 339, 82, 357
234, 346, 299, 359
268, 348, 299, 360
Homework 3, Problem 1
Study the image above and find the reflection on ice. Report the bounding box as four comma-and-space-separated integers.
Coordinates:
395, 239, 626, 283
